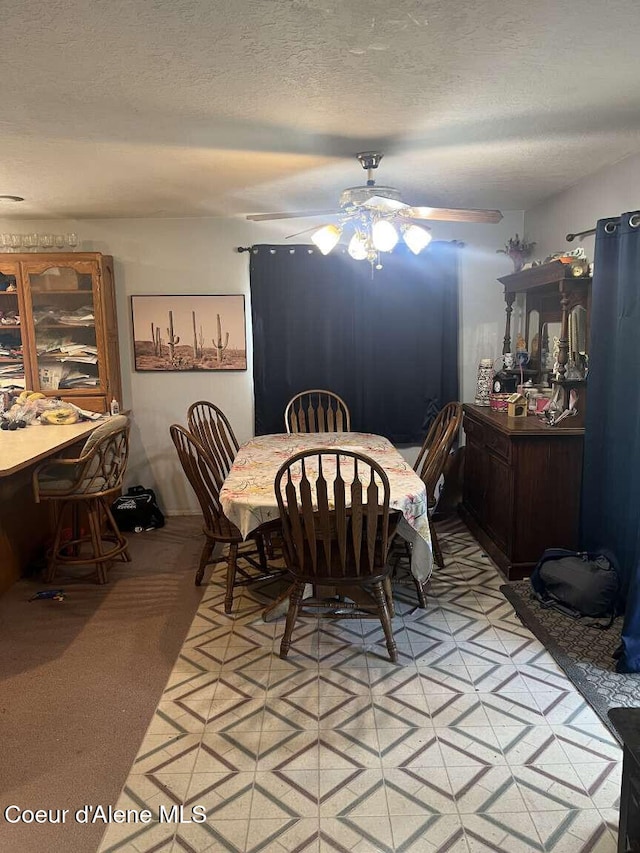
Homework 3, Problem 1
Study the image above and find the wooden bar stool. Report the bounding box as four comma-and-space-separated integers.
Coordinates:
32, 416, 131, 584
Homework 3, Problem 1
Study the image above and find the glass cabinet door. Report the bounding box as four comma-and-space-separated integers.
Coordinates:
23, 262, 102, 395
0, 262, 24, 400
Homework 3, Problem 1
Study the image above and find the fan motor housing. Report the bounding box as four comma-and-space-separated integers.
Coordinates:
339, 185, 403, 208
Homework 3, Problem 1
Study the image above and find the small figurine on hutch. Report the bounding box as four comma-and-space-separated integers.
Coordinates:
507, 393, 528, 418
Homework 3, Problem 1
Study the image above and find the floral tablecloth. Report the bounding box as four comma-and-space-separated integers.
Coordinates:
220, 432, 433, 583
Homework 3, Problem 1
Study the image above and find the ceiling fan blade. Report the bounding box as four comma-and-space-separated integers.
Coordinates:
246, 209, 341, 222
360, 196, 409, 212
403, 206, 503, 223
284, 223, 334, 239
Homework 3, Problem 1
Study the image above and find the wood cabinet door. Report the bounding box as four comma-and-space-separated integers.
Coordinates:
19, 257, 105, 402
462, 435, 486, 524
483, 450, 513, 554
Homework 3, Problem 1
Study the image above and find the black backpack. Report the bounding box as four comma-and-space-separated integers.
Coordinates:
530, 547, 621, 628
111, 485, 165, 532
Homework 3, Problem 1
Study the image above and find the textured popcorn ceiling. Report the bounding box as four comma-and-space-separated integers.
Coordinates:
2, 0, 640, 218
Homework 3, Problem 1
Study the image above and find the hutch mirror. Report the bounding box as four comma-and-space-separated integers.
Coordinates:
498, 260, 591, 386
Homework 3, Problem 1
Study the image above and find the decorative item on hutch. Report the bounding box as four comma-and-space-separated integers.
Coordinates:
489, 393, 511, 412
474, 358, 494, 406
507, 393, 528, 418
497, 234, 537, 273
491, 353, 518, 397
491, 372, 518, 393
0, 233, 79, 252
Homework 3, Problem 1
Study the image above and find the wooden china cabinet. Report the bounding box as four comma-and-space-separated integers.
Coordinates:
0, 253, 122, 413
460, 261, 591, 579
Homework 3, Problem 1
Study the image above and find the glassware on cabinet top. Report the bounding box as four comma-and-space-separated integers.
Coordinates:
0, 233, 81, 252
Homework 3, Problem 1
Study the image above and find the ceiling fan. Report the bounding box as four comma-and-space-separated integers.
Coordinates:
246, 152, 503, 266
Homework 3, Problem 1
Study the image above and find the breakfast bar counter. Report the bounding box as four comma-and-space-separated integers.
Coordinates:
0, 420, 103, 594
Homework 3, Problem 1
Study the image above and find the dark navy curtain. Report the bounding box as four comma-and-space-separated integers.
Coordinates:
581, 211, 640, 671
250, 242, 460, 443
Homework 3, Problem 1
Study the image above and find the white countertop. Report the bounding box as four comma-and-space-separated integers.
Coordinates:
0, 419, 103, 477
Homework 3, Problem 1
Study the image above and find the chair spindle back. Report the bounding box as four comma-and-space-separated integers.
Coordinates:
170, 424, 230, 537
275, 449, 391, 582
284, 389, 351, 434
413, 402, 463, 506
187, 401, 239, 479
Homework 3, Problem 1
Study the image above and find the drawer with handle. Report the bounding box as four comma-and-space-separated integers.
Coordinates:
463, 415, 484, 445
485, 427, 511, 460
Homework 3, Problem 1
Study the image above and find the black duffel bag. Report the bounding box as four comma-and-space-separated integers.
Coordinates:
111, 485, 165, 533
530, 548, 620, 627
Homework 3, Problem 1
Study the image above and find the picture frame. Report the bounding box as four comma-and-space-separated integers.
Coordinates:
131, 294, 247, 372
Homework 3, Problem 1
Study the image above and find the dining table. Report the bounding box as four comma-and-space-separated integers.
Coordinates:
220, 431, 433, 618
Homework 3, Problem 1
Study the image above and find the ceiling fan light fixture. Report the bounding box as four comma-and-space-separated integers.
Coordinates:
248, 153, 503, 272
371, 219, 398, 252
348, 232, 368, 260
311, 223, 341, 255
402, 224, 432, 255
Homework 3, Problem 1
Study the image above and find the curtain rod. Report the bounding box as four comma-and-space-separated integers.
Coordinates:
566, 227, 596, 242
237, 240, 466, 253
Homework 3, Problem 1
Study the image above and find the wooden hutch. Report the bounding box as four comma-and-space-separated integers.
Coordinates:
460, 261, 590, 579
0, 253, 122, 413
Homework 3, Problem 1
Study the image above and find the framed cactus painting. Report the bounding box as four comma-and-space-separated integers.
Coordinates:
131, 294, 247, 371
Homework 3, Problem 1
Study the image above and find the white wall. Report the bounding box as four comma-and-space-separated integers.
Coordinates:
525, 150, 640, 261
0, 212, 522, 511
456, 215, 524, 403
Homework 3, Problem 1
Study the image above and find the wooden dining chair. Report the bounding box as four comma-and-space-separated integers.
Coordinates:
414, 402, 463, 570
188, 400, 282, 561
284, 389, 351, 433
170, 424, 284, 609
187, 400, 240, 480
275, 449, 398, 662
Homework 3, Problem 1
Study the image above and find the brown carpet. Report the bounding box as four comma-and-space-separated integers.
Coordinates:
0, 517, 204, 853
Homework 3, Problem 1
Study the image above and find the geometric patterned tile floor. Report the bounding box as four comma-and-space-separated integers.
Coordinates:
98, 519, 622, 852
